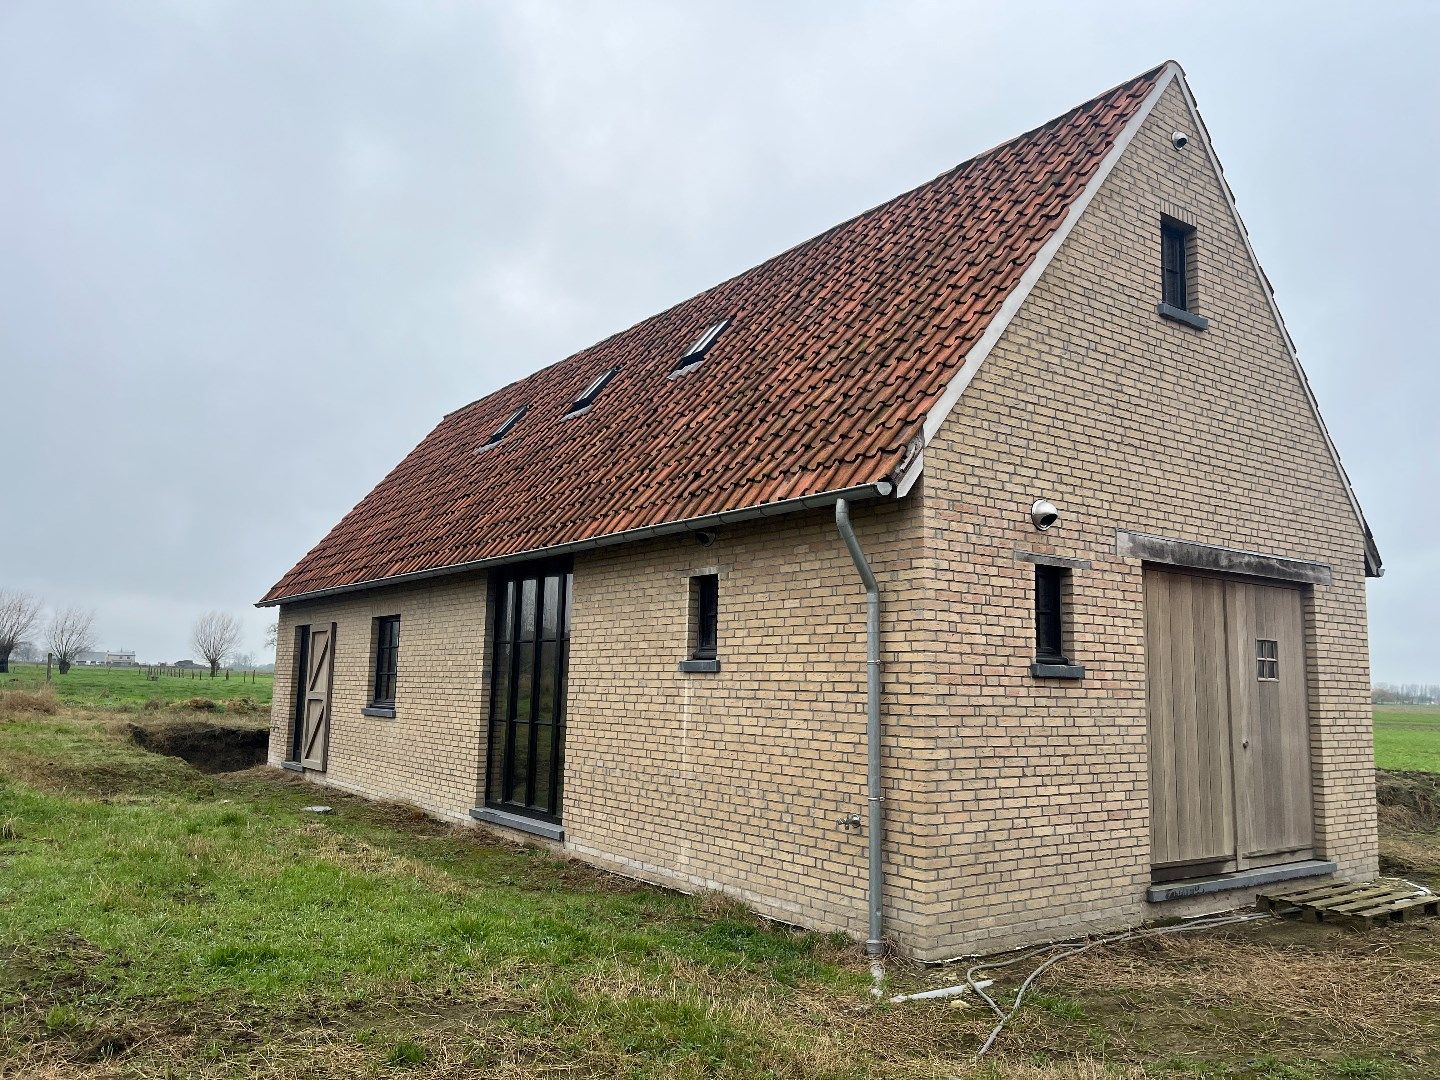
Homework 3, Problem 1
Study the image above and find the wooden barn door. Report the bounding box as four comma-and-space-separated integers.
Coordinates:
1226, 581, 1313, 861
1146, 571, 1312, 880
300, 622, 336, 772
1146, 572, 1236, 875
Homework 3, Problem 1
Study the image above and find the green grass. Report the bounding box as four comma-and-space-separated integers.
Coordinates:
1, 661, 271, 709
2, 705, 1439, 1076
1374, 705, 1440, 773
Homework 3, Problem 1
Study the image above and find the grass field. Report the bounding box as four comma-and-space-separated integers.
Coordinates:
0, 662, 272, 710
2, 695, 1440, 1077
1374, 705, 1440, 773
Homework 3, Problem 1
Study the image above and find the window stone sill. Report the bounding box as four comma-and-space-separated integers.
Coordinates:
362, 705, 396, 718
280, 761, 305, 773
1031, 662, 1085, 679
1147, 859, 1337, 903
1156, 302, 1209, 330
678, 659, 721, 673
470, 806, 565, 842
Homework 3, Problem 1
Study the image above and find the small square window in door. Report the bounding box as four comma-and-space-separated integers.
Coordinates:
1256, 639, 1279, 681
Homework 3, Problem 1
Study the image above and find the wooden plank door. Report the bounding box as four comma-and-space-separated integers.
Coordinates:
1146, 572, 1237, 873
300, 622, 336, 772
1226, 581, 1312, 861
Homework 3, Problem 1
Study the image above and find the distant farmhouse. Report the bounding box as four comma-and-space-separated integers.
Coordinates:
69, 649, 138, 667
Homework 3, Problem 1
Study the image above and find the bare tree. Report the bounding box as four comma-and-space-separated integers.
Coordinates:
264, 620, 278, 650
0, 590, 43, 674
47, 606, 96, 675
192, 611, 243, 677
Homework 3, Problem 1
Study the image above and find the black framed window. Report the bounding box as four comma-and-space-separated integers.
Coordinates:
1161, 219, 1192, 311
371, 616, 400, 706
673, 318, 730, 373
1035, 566, 1068, 665
289, 624, 310, 760
691, 574, 718, 661
486, 563, 572, 821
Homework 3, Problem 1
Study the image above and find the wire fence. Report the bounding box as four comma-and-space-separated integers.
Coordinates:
141, 665, 267, 683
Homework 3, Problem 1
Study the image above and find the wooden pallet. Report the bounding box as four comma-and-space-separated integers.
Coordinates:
1258, 880, 1440, 928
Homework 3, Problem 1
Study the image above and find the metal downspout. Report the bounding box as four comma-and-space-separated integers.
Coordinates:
835, 498, 884, 957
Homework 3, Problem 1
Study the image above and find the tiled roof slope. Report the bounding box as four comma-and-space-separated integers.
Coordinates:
262, 65, 1166, 604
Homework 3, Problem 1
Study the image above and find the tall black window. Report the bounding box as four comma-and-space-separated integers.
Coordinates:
1035, 566, 1067, 665
1161, 219, 1192, 311
486, 564, 572, 821
691, 574, 719, 660
371, 616, 400, 706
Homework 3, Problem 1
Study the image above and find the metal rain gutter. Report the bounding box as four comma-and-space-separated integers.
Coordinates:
259, 480, 896, 608
834, 497, 885, 957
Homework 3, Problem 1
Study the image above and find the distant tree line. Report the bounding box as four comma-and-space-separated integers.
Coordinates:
2, 587, 276, 678
1374, 683, 1440, 705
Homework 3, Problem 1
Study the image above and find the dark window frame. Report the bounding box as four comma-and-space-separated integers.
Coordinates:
484, 559, 573, 823
690, 574, 719, 661
478, 406, 526, 451
288, 624, 310, 761
1160, 218, 1193, 312
371, 615, 400, 707
1034, 565, 1068, 666
565, 367, 617, 416
672, 318, 731, 373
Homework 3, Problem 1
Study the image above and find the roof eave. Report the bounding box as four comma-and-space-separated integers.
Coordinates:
256, 479, 897, 608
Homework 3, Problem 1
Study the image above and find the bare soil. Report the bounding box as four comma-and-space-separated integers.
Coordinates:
124, 717, 268, 773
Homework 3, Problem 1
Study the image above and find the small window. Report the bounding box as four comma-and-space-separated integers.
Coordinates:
372, 615, 400, 705
673, 319, 730, 373
478, 406, 526, 450
1256, 639, 1279, 681
566, 368, 617, 416
690, 574, 718, 660
1035, 565, 1068, 665
1160, 218, 1193, 311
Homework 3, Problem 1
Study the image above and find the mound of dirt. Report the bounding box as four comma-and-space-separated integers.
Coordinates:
126, 720, 268, 774
1377, 769, 1440, 832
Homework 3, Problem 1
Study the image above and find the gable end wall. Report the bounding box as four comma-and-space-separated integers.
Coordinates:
914, 80, 1376, 958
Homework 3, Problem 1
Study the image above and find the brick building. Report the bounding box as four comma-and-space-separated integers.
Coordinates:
260, 62, 1382, 960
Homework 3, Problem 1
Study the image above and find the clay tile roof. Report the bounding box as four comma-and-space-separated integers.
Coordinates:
261, 64, 1167, 605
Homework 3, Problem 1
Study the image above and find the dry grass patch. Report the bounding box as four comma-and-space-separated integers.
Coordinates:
0, 686, 60, 717
980, 923, 1440, 1073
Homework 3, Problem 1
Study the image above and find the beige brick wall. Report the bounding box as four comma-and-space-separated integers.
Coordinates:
271, 502, 941, 950
560, 499, 938, 946
911, 80, 1376, 958
267, 78, 1376, 961
270, 572, 491, 822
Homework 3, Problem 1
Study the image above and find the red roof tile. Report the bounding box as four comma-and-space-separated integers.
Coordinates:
261, 65, 1166, 604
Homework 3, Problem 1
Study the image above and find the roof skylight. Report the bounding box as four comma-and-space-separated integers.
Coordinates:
672, 318, 730, 373
478, 406, 526, 451
565, 368, 617, 417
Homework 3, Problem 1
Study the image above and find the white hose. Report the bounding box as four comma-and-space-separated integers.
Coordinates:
955, 911, 1271, 1058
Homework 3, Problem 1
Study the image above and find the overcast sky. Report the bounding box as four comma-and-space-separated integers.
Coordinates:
2, 1, 1435, 680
